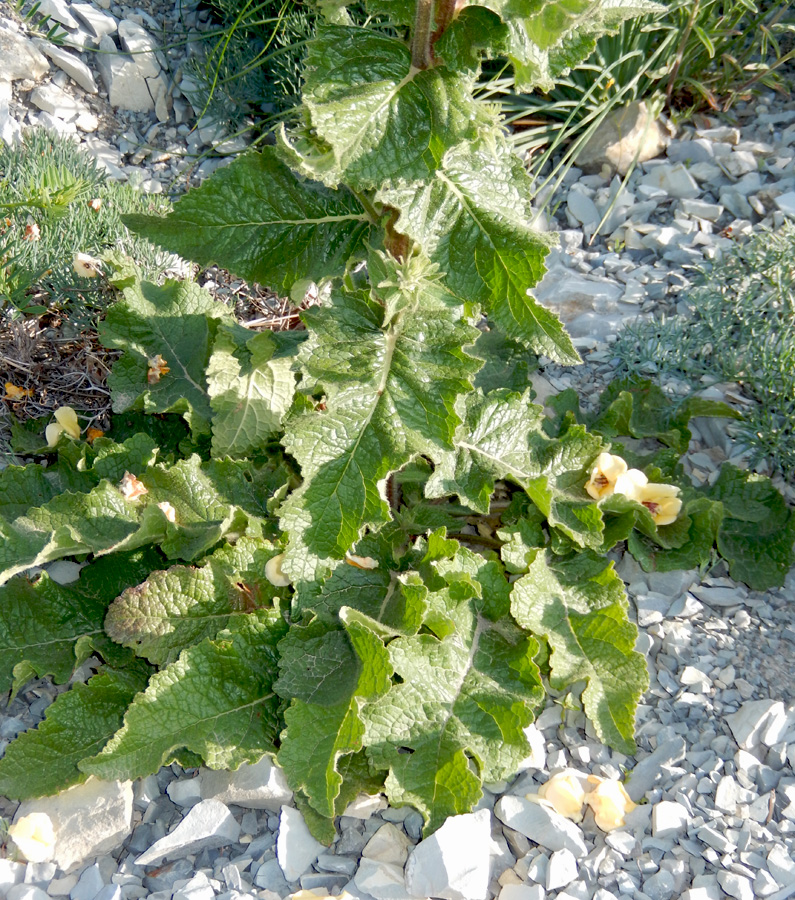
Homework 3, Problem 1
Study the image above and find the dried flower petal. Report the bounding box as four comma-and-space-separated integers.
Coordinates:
119, 471, 148, 501
345, 554, 378, 570
24, 223, 41, 242
531, 770, 587, 822
584, 775, 637, 831
265, 553, 291, 587
585, 453, 627, 500
54, 406, 81, 440
88, 198, 102, 211
73, 252, 102, 277
4, 382, 33, 400
8, 812, 55, 862
157, 501, 177, 523
147, 354, 171, 384
86, 427, 105, 443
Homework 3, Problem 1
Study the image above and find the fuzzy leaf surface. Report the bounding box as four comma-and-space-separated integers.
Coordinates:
280, 280, 480, 580
100, 277, 229, 436
294, 27, 485, 190
207, 324, 296, 459
427, 389, 605, 546
0, 664, 150, 799
708, 465, 795, 590
80, 612, 287, 780
276, 615, 393, 819
477, 0, 662, 90
105, 539, 282, 666
511, 550, 647, 754
364, 584, 543, 834
379, 138, 577, 362
123, 149, 371, 290
0, 551, 159, 694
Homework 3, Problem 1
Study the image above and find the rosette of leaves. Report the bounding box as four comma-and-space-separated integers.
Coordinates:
0, 0, 792, 846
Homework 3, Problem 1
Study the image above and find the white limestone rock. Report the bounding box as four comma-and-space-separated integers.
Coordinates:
342, 793, 388, 819
33, 40, 97, 93
71, 3, 118, 39
363, 823, 413, 867
135, 799, 241, 867
117, 20, 161, 78
575, 100, 669, 175
546, 848, 578, 892
494, 795, 587, 858
727, 700, 786, 750
639, 163, 700, 200
774, 191, 795, 217
0, 25, 50, 83
200, 755, 292, 811
405, 809, 491, 900
355, 859, 411, 900
29, 83, 83, 120
37, 0, 80, 29
717, 872, 754, 900
0, 859, 25, 893
276, 807, 323, 883
95, 34, 154, 113
14, 778, 133, 874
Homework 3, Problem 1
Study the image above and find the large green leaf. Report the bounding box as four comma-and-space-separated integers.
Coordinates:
279, 261, 481, 582
0, 664, 150, 799
0, 551, 160, 694
379, 137, 577, 363
363, 582, 543, 834
207, 323, 297, 459
708, 464, 795, 590
282, 26, 487, 190
100, 275, 229, 437
105, 538, 282, 666
0, 482, 168, 586
80, 612, 287, 780
475, 0, 662, 90
427, 389, 605, 547
511, 550, 647, 754
123, 149, 371, 291
276, 615, 393, 819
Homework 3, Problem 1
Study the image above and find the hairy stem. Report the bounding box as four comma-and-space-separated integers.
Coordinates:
411, 0, 435, 69
430, 0, 458, 51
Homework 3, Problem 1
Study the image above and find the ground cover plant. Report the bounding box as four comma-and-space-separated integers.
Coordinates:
614, 222, 795, 485
1, 0, 794, 845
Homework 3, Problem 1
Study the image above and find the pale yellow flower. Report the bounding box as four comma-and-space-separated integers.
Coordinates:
612, 467, 649, 500
528, 770, 587, 822
73, 252, 102, 277
265, 553, 291, 587
8, 812, 55, 862
118, 472, 148, 501
585, 453, 627, 500
584, 775, 637, 831
633, 482, 682, 526
45, 406, 81, 446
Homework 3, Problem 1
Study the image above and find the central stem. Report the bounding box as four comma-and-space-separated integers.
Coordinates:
411, 0, 435, 69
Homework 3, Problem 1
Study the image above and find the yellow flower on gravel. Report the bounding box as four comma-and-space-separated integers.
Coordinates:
265, 553, 291, 587
73, 252, 102, 277
584, 775, 637, 831
528, 770, 587, 822
633, 482, 682, 526
45, 406, 81, 446
585, 453, 627, 500
8, 812, 55, 862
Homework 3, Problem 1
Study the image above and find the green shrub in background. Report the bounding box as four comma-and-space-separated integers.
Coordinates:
0, 130, 172, 321
613, 223, 795, 484
0, 0, 793, 846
